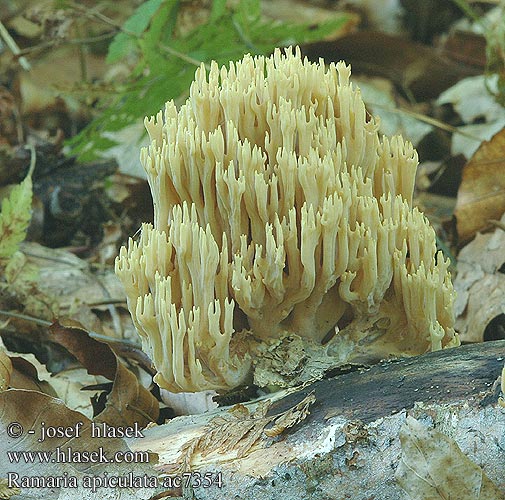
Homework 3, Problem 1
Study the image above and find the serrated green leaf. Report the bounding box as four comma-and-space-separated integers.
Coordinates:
143, 0, 178, 51
106, 33, 138, 64
210, 0, 227, 21
68, 0, 353, 160
106, 0, 165, 63
0, 174, 32, 263
236, 0, 261, 21
124, 0, 165, 34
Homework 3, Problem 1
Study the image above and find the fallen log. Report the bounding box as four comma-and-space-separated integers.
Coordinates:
129, 340, 505, 500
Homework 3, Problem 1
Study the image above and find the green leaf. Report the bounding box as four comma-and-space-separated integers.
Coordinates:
210, 0, 227, 21
68, 0, 353, 160
143, 0, 178, 48
106, 33, 137, 64
0, 173, 32, 263
107, 0, 165, 63
141, 0, 179, 67
124, 0, 166, 35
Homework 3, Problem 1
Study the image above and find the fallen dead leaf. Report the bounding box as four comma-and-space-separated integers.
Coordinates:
48, 367, 106, 418
0, 390, 157, 500
396, 416, 503, 500
454, 212, 505, 342
97, 358, 158, 427
438, 75, 505, 126
0, 241, 136, 348
303, 32, 480, 101
262, 0, 359, 36
442, 31, 487, 69
353, 75, 432, 145
49, 320, 159, 427
0, 337, 102, 417
8, 356, 57, 395
0, 339, 12, 390
454, 128, 505, 243
49, 319, 117, 379
436, 75, 505, 159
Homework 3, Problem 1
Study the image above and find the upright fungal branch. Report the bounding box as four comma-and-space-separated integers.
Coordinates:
115, 47, 458, 393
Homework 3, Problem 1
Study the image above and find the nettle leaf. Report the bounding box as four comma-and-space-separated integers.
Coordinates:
143, 0, 178, 51
210, 0, 227, 22
106, 0, 165, 63
69, 0, 353, 160
106, 33, 136, 64
0, 173, 32, 263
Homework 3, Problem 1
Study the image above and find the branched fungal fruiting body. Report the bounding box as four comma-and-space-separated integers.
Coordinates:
116, 47, 458, 393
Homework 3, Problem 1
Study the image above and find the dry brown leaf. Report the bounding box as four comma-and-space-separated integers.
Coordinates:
0, 341, 12, 391
19, 45, 105, 117
442, 31, 486, 69
1, 241, 134, 344
303, 32, 479, 101
455, 128, 505, 243
456, 274, 505, 342
8, 356, 57, 395
49, 319, 117, 378
47, 367, 105, 418
0, 336, 59, 395
396, 416, 503, 500
0, 342, 99, 415
97, 360, 158, 427
454, 212, 505, 342
0, 390, 156, 500
49, 320, 159, 427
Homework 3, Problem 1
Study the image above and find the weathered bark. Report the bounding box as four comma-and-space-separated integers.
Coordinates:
268, 338, 505, 421
129, 340, 505, 500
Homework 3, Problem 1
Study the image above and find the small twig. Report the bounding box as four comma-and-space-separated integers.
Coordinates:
18, 31, 116, 56
83, 299, 127, 306
0, 20, 31, 70
367, 101, 484, 143
232, 17, 257, 52
11, 102, 24, 145
27, 144, 36, 177
0, 309, 137, 347
0, 310, 50, 327
21, 249, 87, 268
75, 26, 88, 82
159, 44, 211, 70
67, 1, 137, 37
0, 309, 155, 375
68, 1, 209, 71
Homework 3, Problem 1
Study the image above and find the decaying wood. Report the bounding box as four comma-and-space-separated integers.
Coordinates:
129, 341, 505, 500
268, 339, 505, 422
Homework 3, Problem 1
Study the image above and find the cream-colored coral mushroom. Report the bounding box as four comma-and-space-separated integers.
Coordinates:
115, 46, 458, 393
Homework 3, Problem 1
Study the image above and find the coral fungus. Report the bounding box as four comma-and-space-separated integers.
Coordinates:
116, 47, 458, 393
